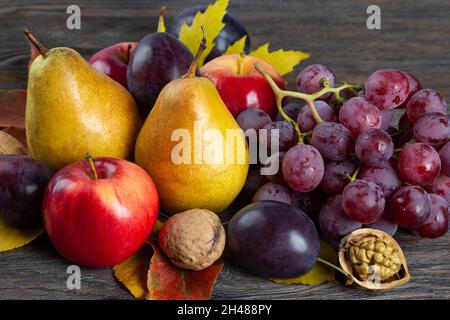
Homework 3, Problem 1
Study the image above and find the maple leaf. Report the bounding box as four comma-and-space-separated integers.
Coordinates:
146, 244, 223, 300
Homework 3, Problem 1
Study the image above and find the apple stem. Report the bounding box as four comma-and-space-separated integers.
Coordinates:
23, 29, 48, 58
85, 153, 98, 180
183, 25, 206, 78
316, 257, 353, 281
157, 6, 166, 33
237, 52, 245, 76
126, 44, 132, 64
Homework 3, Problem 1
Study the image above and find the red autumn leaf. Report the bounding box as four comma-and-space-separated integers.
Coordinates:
147, 244, 223, 300
0, 89, 27, 129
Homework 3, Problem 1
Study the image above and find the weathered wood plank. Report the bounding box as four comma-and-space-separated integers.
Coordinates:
0, 0, 449, 299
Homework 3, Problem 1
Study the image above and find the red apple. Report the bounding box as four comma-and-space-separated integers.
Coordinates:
89, 42, 137, 89
42, 156, 159, 268
200, 54, 286, 118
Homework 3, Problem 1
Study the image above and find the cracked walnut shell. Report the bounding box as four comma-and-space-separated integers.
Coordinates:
339, 228, 410, 291
158, 209, 225, 270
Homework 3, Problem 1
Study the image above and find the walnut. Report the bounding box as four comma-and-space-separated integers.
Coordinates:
339, 228, 410, 291
158, 209, 225, 270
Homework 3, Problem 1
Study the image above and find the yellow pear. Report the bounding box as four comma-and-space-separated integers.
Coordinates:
135, 34, 249, 214
25, 30, 141, 169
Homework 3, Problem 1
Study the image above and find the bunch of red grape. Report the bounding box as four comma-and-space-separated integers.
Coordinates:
238, 64, 450, 241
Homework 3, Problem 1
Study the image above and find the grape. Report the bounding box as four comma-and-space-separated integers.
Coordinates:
397, 143, 441, 186
310, 122, 354, 161
364, 213, 398, 236
395, 128, 414, 147
291, 189, 327, 225
128, 33, 193, 117
406, 89, 447, 123
227, 201, 320, 278
263, 152, 285, 184
415, 194, 449, 238
297, 101, 335, 132
252, 182, 292, 205
320, 159, 356, 195
296, 64, 335, 100
319, 194, 362, 241
413, 112, 450, 147
398, 72, 422, 108
379, 109, 393, 131
398, 113, 413, 131
386, 186, 432, 229
0, 155, 53, 227
339, 97, 382, 138
355, 128, 394, 167
359, 161, 402, 199
275, 103, 302, 122
431, 175, 450, 204
261, 121, 296, 152
364, 69, 409, 109
282, 144, 324, 192
171, 5, 250, 62
237, 169, 268, 202
439, 141, 450, 177
342, 179, 385, 224
236, 108, 271, 131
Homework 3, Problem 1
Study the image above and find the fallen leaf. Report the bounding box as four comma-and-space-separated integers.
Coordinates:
113, 219, 164, 299
273, 241, 337, 285
2, 127, 27, 147
0, 218, 44, 252
224, 35, 247, 55
0, 89, 27, 129
0, 130, 28, 155
147, 244, 223, 300
178, 0, 229, 67
113, 245, 153, 299
249, 43, 311, 76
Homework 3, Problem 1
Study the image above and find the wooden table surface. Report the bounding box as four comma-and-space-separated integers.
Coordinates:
1, 0, 450, 299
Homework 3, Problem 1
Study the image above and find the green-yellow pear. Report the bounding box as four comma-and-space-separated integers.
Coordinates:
135, 34, 249, 214
25, 30, 141, 169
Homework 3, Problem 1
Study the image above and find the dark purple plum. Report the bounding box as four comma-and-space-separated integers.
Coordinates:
227, 201, 320, 278
0, 155, 53, 227
170, 5, 250, 62
127, 33, 193, 117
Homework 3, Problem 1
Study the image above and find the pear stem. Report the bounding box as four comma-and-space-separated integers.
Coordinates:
237, 52, 245, 76
157, 6, 166, 33
183, 26, 207, 78
24, 29, 48, 58
85, 153, 98, 180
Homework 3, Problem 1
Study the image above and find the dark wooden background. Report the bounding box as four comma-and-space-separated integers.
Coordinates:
1, 0, 450, 299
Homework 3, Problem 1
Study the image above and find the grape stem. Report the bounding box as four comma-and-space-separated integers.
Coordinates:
317, 257, 354, 281
254, 64, 360, 143
346, 165, 361, 182
85, 153, 98, 180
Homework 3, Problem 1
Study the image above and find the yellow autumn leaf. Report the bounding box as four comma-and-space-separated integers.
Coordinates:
249, 43, 311, 76
113, 219, 164, 299
178, 0, 229, 67
273, 241, 336, 285
0, 218, 44, 252
224, 35, 247, 55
